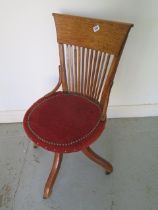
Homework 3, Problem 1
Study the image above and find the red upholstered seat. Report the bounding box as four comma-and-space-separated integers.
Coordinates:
23, 92, 105, 153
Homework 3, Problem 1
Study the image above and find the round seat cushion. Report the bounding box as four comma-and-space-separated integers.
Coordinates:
23, 92, 105, 153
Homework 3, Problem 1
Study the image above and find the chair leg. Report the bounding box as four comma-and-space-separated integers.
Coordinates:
82, 147, 113, 174
43, 153, 63, 199
33, 143, 38, 148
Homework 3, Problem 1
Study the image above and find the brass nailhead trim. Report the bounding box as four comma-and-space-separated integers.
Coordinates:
27, 93, 101, 147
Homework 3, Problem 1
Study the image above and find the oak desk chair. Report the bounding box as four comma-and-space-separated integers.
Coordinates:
23, 13, 133, 198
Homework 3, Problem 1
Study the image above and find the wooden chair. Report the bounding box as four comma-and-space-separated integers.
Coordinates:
23, 13, 133, 198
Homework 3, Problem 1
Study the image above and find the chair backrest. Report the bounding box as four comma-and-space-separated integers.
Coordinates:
53, 13, 133, 120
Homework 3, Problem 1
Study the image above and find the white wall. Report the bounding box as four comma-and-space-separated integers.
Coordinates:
0, 0, 158, 122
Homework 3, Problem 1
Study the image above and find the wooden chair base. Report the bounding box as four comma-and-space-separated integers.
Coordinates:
33, 143, 38, 148
43, 153, 63, 199
82, 147, 113, 174
43, 147, 113, 199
